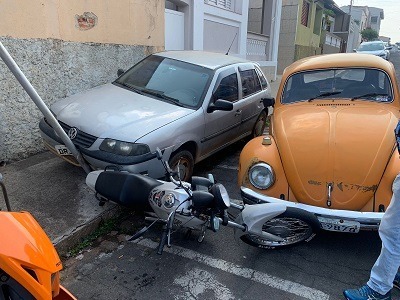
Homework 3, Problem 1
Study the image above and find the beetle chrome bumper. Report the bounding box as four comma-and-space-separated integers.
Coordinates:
241, 187, 384, 230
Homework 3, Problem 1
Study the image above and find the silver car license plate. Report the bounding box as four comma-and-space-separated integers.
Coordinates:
55, 145, 72, 156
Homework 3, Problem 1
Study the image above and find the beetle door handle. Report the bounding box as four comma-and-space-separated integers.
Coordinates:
235, 109, 242, 116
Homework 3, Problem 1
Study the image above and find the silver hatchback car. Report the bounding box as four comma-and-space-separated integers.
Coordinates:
39, 51, 271, 180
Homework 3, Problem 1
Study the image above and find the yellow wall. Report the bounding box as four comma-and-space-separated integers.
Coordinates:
0, 0, 164, 47
295, 0, 321, 48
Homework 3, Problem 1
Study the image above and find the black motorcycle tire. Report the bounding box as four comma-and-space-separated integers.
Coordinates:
240, 207, 320, 249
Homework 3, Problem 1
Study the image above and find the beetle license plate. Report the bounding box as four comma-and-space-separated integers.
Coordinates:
318, 217, 360, 233
55, 145, 73, 156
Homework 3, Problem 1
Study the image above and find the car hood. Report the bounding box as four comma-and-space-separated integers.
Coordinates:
356, 50, 386, 56
274, 103, 398, 210
52, 83, 194, 141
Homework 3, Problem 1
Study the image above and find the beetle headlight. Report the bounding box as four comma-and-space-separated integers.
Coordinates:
249, 163, 275, 190
99, 139, 150, 156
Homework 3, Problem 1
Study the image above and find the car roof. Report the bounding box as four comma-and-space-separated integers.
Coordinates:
283, 53, 392, 75
360, 40, 384, 45
154, 50, 251, 70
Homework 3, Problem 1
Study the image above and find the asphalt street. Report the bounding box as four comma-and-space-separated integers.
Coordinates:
58, 48, 400, 300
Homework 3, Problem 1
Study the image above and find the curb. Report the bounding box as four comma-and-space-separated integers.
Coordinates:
53, 203, 121, 256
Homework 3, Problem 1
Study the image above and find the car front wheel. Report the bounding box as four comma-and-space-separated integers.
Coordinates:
168, 150, 194, 182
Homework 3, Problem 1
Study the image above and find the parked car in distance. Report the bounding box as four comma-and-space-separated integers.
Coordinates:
354, 40, 390, 60
39, 51, 271, 181
238, 53, 400, 236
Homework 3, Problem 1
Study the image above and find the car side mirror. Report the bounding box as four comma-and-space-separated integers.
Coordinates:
386, 46, 392, 50
207, 99, 233, 113
117, 69, 125, 77
262, 97, 275, 108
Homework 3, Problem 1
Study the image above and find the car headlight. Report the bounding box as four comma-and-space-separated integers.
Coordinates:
249, 163, 275, 190
99, 139, 150, 156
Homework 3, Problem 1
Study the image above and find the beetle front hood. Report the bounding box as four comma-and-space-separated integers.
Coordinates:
52, 83, 194, 141
274, 103, 398, 210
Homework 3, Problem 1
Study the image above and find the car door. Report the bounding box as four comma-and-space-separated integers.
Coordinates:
202, 67, 241, 156
237, 64, 267, 135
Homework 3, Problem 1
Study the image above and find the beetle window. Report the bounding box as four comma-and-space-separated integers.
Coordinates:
240, 69, 262, 97
213, 73, 239, 102
282, 68, 393, 103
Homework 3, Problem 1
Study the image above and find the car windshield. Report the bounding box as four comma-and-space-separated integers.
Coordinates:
281, 68, 393, 103
114, 55, 213, 109
357, 43, 384, 51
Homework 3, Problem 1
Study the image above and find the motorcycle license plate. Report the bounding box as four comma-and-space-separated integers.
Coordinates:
55, 145, 73, 156
318, 217, 360, 233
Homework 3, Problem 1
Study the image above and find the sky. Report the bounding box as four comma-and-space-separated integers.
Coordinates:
333, 0, 400, 43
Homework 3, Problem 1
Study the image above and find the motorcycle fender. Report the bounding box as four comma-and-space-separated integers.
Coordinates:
234, 203, 286, 240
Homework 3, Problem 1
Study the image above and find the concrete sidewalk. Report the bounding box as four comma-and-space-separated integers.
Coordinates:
0, 152, 118, 255
0, 75, 282, 256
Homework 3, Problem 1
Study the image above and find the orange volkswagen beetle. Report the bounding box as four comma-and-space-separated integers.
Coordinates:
238, 53, 400, 246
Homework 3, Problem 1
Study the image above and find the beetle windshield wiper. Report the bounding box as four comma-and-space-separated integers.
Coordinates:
351, 93, 390, 101
141, 89, 183, 106
307, 91, 342, 102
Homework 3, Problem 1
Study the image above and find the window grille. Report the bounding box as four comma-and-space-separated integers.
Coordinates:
301, 1, 310, 27
205, 0, 234, 11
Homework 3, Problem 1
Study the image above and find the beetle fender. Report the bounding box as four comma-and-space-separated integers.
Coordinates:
238, 136, 289, 199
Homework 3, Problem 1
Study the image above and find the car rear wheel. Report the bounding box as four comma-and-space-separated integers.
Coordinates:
252, 110, 267, 137
168, 150, 194, 182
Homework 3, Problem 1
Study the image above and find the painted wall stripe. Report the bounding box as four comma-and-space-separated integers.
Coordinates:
132, 238, 330, 300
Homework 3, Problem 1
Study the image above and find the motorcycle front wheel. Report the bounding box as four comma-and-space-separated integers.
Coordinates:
240, 208, 320, 249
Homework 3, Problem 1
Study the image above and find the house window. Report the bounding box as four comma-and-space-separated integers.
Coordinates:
301, 1, 310, 27
371, 16, 378, 24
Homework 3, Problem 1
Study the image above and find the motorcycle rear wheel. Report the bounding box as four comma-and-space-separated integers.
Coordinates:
240, 208, 319, 249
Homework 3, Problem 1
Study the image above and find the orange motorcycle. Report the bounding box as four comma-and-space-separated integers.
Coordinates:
0, 173, 76, 300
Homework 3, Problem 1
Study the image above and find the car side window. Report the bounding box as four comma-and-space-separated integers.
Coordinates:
255, 68, 269, 90
240, 69, 262, 97
213, 73, 239, 102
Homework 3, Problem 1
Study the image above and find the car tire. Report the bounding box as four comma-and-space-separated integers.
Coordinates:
168, 150, 194, 182
252, 110, 267, 138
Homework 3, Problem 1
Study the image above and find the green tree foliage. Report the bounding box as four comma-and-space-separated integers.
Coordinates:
361, 28, 379, 41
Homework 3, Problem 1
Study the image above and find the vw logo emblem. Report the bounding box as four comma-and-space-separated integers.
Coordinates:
68, 127, 78, 140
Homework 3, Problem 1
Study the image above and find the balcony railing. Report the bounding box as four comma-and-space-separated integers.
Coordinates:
325, 32, 342, 48
247, 32, 269, 61
204, 0, 234, 12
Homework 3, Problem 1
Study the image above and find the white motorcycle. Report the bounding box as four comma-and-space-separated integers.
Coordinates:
86, 149, 319, 254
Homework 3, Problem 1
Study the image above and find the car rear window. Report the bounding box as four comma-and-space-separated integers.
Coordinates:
281, 68, 393, 103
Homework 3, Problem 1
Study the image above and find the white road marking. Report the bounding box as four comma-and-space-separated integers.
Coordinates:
174, 268, 235, 300
132, 238, 329, 300
216, 164, 239, 171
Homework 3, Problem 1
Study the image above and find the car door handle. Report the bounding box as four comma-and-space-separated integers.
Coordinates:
235, 109, 242, 116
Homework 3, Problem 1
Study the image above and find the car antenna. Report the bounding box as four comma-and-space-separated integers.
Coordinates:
226, 32, 238, 55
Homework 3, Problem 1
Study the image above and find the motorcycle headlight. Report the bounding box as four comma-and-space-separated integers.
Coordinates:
99, 139, 150, 156
249, 163, 275, 190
